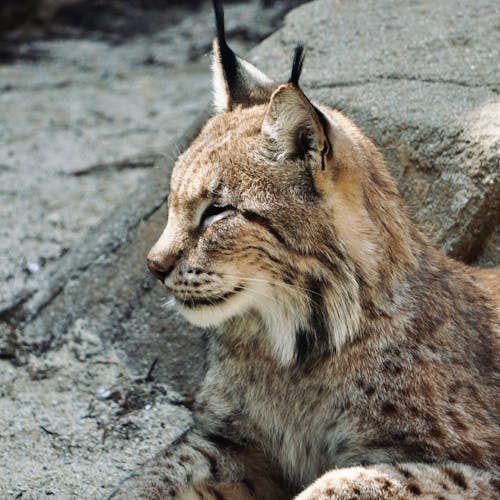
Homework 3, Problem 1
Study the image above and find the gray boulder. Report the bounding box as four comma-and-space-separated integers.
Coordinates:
252, 0, 499, 264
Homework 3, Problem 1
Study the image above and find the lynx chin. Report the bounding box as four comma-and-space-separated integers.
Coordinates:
111, 1, 499, 498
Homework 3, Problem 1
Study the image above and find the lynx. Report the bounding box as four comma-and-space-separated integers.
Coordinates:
111, 1, 499, 498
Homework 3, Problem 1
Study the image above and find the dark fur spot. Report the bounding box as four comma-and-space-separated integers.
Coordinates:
407, 482, 422, 495
409, 405, 420, 416
448, 381, 462, 395
368, 438, 430, 462
376, 478, 392, 491
206, 433, 243, 452
242, 479, 256, 494
382, 359, 403, 375
446, 410, 468, 431
490, 478, 500, 492
326, 419, 338, 432
295, 327, 314, 365
429, 426, 443, 439
442, 467, 467, 490
356, 378, 376, 397
392, 431, 408, 442
382, 344, 401, 357
335, 437, 350, 455
396, 467, 414, 479
295, 277, 331, 364
179, 454, 194, 464
454, 442, 483, 465
402, 441, 432, 461
381, 402, 398, 415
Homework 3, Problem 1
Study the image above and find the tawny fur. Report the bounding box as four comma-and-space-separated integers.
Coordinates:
111, 12, 499, 499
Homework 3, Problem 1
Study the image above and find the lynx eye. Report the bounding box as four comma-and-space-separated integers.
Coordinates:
199, 203, 236, 229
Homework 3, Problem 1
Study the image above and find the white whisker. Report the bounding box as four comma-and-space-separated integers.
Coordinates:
220, 273, 323, 310
221, 273, 322, 297
161, 296, 176, 310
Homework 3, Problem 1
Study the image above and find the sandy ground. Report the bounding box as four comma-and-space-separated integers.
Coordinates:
0, 329, 192, 499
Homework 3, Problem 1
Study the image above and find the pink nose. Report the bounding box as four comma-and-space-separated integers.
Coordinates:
146, 254, 177, 282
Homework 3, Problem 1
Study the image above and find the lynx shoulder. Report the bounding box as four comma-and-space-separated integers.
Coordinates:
112, 1, 499, 498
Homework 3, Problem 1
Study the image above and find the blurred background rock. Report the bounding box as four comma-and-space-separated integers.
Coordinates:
0, 0, 305, 43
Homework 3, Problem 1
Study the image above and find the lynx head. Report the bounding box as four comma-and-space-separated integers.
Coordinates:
147, 1, 416, 365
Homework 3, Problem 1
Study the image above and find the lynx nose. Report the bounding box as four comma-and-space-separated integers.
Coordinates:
146, 254, 176, 282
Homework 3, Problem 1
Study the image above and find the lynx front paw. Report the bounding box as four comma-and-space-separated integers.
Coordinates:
295, 466, 405, 500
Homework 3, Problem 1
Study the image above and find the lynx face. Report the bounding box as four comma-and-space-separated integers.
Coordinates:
149, 106, 343, 360
147, 40, 413, 365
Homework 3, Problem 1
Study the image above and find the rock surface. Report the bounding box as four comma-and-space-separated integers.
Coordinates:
0, 0, 498, 498
252, 0, 499, 263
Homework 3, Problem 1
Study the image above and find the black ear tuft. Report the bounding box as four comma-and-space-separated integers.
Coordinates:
213, 0, 226, 46
289, 44, 305, 87
212, 0, 238, 88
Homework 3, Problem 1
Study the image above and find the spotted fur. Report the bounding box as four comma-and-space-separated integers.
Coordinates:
111, 2, 499, 498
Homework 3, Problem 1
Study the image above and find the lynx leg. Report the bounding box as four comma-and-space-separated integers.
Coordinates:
109, 429, 287, 499
295, 462, 500, 500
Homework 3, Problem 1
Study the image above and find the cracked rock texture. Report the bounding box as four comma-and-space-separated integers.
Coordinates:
0, 0, 498, 498
252, 0, 499, 264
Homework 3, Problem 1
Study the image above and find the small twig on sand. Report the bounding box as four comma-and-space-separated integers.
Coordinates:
40, 425, 59, 437
97, 418, 110, 444
145, 357, 159, 382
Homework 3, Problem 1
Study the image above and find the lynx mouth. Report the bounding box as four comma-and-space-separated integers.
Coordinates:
176, 285, 244, 309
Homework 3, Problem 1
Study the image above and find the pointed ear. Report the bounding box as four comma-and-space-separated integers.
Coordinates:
211, 1, 274, 112
262, 84, 329, 162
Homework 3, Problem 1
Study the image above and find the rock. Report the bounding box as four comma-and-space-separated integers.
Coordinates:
251, 0, 499, 264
